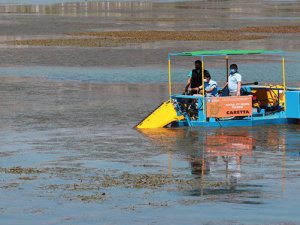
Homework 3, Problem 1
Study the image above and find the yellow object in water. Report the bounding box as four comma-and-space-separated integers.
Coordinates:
136, 101, 184, 128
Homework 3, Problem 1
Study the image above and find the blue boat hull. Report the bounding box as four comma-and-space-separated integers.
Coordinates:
175, 117, 299, 128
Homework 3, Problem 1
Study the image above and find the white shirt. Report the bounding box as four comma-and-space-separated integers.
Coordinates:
228, 72, 242, 92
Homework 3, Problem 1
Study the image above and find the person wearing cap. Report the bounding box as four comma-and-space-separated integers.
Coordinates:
184, 60, 210, 95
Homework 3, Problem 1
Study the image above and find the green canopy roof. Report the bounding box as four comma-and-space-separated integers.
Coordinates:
169, 49, 282, 57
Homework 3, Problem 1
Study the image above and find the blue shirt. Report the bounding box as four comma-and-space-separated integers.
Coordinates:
204, 79, 218, 97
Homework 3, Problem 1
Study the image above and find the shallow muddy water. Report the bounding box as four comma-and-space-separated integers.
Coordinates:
0, 64, 300, 224
0, 0, 300, 224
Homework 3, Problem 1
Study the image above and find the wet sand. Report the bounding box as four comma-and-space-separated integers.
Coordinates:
1, 1, 300, 224
1, 1, 300, 67
8, 29, 265, 47
7, 26, 300, 48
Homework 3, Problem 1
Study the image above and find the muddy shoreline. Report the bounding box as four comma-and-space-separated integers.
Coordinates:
7, 26, 300, 48
1, 1, 300, 68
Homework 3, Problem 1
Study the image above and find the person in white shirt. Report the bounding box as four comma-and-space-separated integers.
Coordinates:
227, 64, 242, 96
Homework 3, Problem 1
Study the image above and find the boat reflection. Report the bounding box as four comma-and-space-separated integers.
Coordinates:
139, 126, 299, 200
139, 128, 254, 177
139, 128, 254, 179
204, 133, 254, 185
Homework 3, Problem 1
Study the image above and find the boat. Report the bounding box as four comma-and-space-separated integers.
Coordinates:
136, 49, 300, 128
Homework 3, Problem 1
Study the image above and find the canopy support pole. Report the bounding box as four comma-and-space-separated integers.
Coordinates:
282, 56, 286, 111
226, 56, 229, 82
168, 55, 172, 101
202, 56, 206, 122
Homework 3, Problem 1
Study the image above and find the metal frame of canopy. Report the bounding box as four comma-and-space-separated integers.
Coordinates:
167, 49, 286, 121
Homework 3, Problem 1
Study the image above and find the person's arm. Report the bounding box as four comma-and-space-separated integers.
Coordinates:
237, 82, 241, 96
184, 77, 191, 92
220, 82, 228, 95
205, 85, 216, 93
190, 85, 203, 94
236, 74, 242, 96
189, 86, 200, 92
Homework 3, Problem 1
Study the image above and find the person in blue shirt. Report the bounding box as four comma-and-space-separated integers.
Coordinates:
198, 73, 218, 97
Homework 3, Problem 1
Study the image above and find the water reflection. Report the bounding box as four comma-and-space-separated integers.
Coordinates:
0, 2, 154, 16
204, 133, 254, 185
1, 0, 300, 22
139, 128, 255, 177
139, 126, 300, 201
